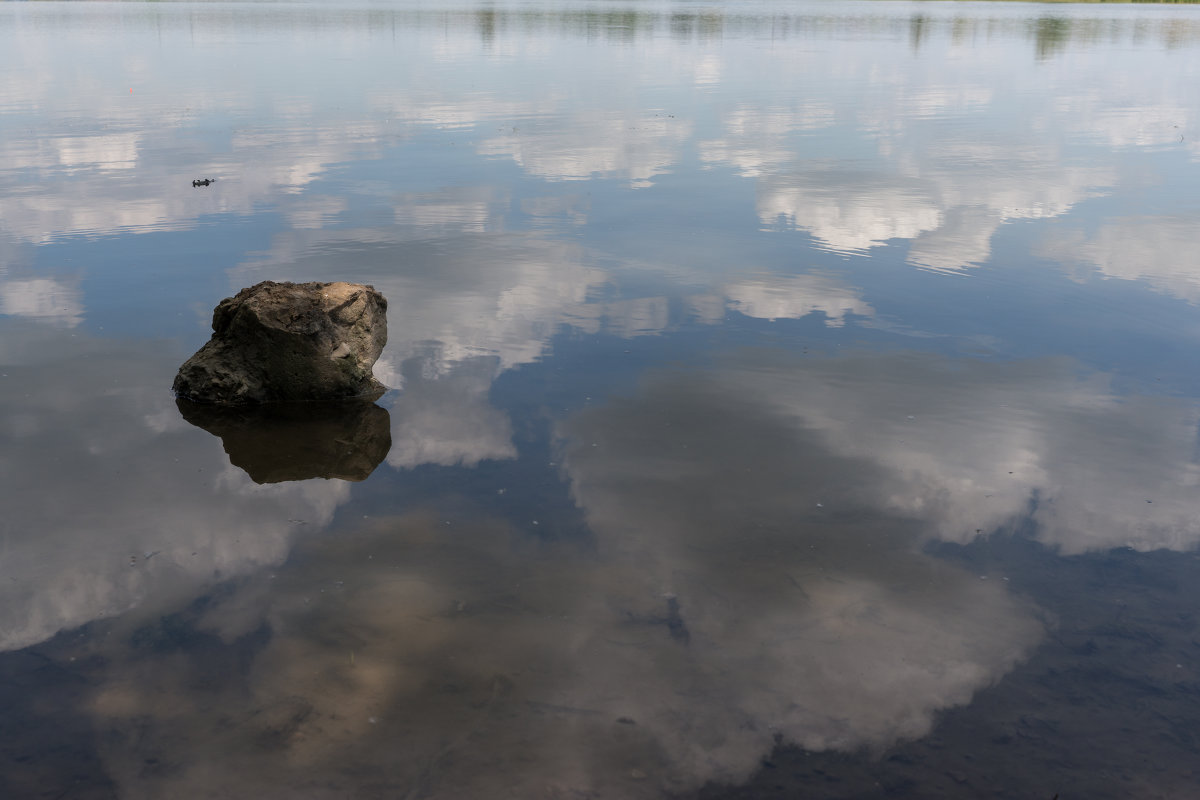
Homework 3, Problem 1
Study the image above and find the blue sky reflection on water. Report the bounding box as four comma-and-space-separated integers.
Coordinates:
2, 1, 1200, 798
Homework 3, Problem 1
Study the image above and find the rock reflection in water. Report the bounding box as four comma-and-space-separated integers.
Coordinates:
176, 398, 391, 483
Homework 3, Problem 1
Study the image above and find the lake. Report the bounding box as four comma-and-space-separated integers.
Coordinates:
2, 0, 1200, 797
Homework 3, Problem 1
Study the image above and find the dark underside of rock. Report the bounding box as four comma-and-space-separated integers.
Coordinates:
173, 280, 388, 404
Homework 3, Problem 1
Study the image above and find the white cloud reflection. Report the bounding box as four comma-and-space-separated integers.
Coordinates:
74, 508, 1040, 798
1037, 216, 1200, 305
65, 362, 1053, 798
284, 194, 348, 230
22, 341, 1200, 798
758, 172, 943, 255
7, 5, 1200, 795
383, 352, 517, 469
752, 149, 1110, 270
0, 276, 83, 327
394, 185, 508, 234
53, 133, 140, 172
724, 273, 873, 326
697, 103, 836, 178
0, 322, 352, 653
693, 39, 1160, 272
0, 122, 395, 243
479, 111, 693, 188
704, 350, 1200, 555
554, 372, 1045, 771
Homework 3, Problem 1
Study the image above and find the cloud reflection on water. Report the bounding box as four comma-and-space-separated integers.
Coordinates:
384, 351, 517, 469
0, 321, 353, 653
1, 0, 1196, 285
15, 335, 1200, 796
663, 351, 1200, 555
724, 273, 873, 326
748, 135, 1112, 270
1038, 216, 1200, 306
73, 370, 1049, 798
0, 276, 83, 327
480, 111, 693, 188
5, 2, 1200, 795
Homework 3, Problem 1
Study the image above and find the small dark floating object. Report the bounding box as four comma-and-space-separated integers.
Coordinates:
192, 177, 216, 187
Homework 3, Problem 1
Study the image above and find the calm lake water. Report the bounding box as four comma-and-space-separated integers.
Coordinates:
3, 0, 1200, 797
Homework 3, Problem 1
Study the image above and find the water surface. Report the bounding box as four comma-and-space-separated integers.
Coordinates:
2, 1, 1200, 798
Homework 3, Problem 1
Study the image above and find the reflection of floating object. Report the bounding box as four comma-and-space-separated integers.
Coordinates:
176, 398, 392, 483
191, 177, 216, 187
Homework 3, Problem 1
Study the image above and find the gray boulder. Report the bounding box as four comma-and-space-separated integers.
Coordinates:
173, 281, 388, 404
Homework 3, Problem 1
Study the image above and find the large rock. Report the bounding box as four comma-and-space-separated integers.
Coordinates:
173, 281, 387, 404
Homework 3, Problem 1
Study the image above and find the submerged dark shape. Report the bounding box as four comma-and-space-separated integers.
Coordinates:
191, 178, 215, 187
176, 397, 391, 483
173, 281, 388, 404
624, 594, 690, 644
